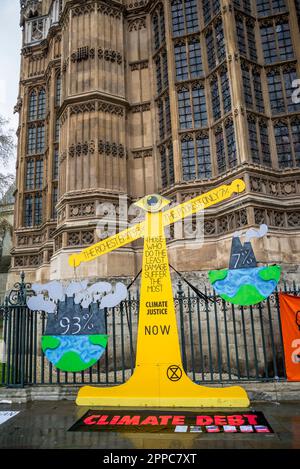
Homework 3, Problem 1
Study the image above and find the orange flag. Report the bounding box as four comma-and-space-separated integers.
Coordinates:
279, 293, 300, 381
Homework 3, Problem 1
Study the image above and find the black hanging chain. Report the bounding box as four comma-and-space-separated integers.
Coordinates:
169, 264, 216, 304
122, 269, 142, 359
127, 269, 142, 291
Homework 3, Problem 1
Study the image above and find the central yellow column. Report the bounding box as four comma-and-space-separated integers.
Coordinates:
135, 208, 183, 369
76, 195, 249, 407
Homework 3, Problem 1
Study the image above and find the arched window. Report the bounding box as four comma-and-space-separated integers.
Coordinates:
171, 0, 185, 37
168, 143, 175, 185
35, 159, 44, 189
55, 74, 61, 107
256, 0, 287, 17
38, 89, 46, 119
26, 159, 35, 189
201, 0, 220, 25
180, 132, 213, 181
260, 20, 293, 63
181, 135, 196, 180
178, 86, 192, 129
34, 194, 43, 225
259, 121, 271, 166
160, 146, 167, 188
152, 13, 160, 50
53, 147, 59, 180
29, 91, 37, 121
52, 186, 58, 219
210, 79, 221, 121
205, 21, 225, 71
25, 158, 44, 190
274, 119, 300, 168
226, 120, 237, 168
215, 127, 225, 173
24, 193, 43, 227
274, 122, 293, 168
221, 68, 231, 114
25, 195, 33, 227
214, 119, 237, 174
152, 5, 166, 51
171, 0, 199, 37
196, 134, 211, 179
160, 142, 175, 188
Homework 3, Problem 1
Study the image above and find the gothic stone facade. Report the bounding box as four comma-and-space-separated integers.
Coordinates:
10, 0, 300, 286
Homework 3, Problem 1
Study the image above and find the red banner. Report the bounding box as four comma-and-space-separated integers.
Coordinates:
279, 293, 300, 381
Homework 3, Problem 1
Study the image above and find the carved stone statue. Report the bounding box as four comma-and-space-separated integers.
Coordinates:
20, 0, 42, 25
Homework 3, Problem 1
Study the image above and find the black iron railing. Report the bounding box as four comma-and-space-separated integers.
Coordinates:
0, 273, 297, 388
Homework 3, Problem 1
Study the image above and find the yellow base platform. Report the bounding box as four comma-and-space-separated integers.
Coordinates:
76, 365, 250, 408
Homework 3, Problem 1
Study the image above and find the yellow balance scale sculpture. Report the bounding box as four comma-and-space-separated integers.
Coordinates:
69, 179, 250, 407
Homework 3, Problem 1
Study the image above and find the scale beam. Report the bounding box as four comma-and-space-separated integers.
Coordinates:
69, 179, 245, 268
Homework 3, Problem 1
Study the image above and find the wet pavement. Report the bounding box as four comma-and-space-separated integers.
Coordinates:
0, 400, 299, 449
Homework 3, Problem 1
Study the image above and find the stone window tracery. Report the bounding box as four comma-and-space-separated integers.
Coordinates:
260, 121, 272, 165
26, 159, 35, 190
54, 117, 60, 142
25, 157, 44, 190
53, 147, 59, 180
155, 55, 162, 94
37, 89, 46, 119
242, 63, 264, 112
25, 195, 33, 227
233, 0, 251, 14
295, 0, 300, 30
214, 118, 238, 174
152, 4, 165, 51
196, 133, 211, 179
201, 0, 220, 26
274, 118, 300, 168
29, 87, 46, 121
24, 193, 42, 227
174, 37, 203, 82
160, 145, 167, 188
226, 120, 237, 168
52, 186, 58, 219
210, 77, 221, 120
267, 66, 300, 114
256, 0, 287, 17
27, 124, 45, 155
29, 91, 37, 121
154, 48, 168, 95
157, 95, 171, 140
247, 115, 271, 166
55, 73, 61, 107
235, 15, 257, 62
205, 20, 226, 71
260, 19, 294, 64
34, 194, 42, 225
168, 143, 175, 185
177, 82, 207, 130
171, 0, 199, 37
210, 67, 232, 121
181, 134, 196, 180
221, 68, 231, 114
181, 132, 211, 181
35, 158, 43, 189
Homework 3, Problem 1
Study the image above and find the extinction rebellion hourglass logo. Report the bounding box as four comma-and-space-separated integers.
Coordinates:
167, 365, 183, 382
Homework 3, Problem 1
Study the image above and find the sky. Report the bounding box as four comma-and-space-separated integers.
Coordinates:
0, 0, 22, 174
